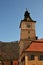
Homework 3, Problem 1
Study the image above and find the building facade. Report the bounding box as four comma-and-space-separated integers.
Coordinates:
25, 40, 43, 65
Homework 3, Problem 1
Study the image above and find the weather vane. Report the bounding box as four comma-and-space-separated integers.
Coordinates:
26, 8, 28, 11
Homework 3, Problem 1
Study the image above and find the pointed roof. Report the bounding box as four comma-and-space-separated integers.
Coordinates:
25, 39, 43, 52
20, 9, 36, 28
24, 9, 36, 22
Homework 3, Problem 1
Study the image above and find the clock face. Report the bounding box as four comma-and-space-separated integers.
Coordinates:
27, 24, 30, 28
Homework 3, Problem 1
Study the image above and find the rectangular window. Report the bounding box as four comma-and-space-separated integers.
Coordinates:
31, 55, 34, 60
40, 55, 43, 60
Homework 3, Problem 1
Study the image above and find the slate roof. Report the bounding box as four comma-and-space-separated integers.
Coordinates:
25, 39, 43, 52
0, 41, 19, 61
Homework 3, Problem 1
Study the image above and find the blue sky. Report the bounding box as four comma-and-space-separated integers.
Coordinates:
0, 0, 43, 42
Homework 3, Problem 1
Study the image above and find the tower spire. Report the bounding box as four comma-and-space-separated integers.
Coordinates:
24, 9, 30, 18
24, 9, 33, 21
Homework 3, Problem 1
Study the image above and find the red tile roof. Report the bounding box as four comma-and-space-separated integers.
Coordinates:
25, 39, 43, 52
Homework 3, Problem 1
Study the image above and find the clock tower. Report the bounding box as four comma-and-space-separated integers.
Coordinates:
20, 10, 36, 41
19, 9, 37, 56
